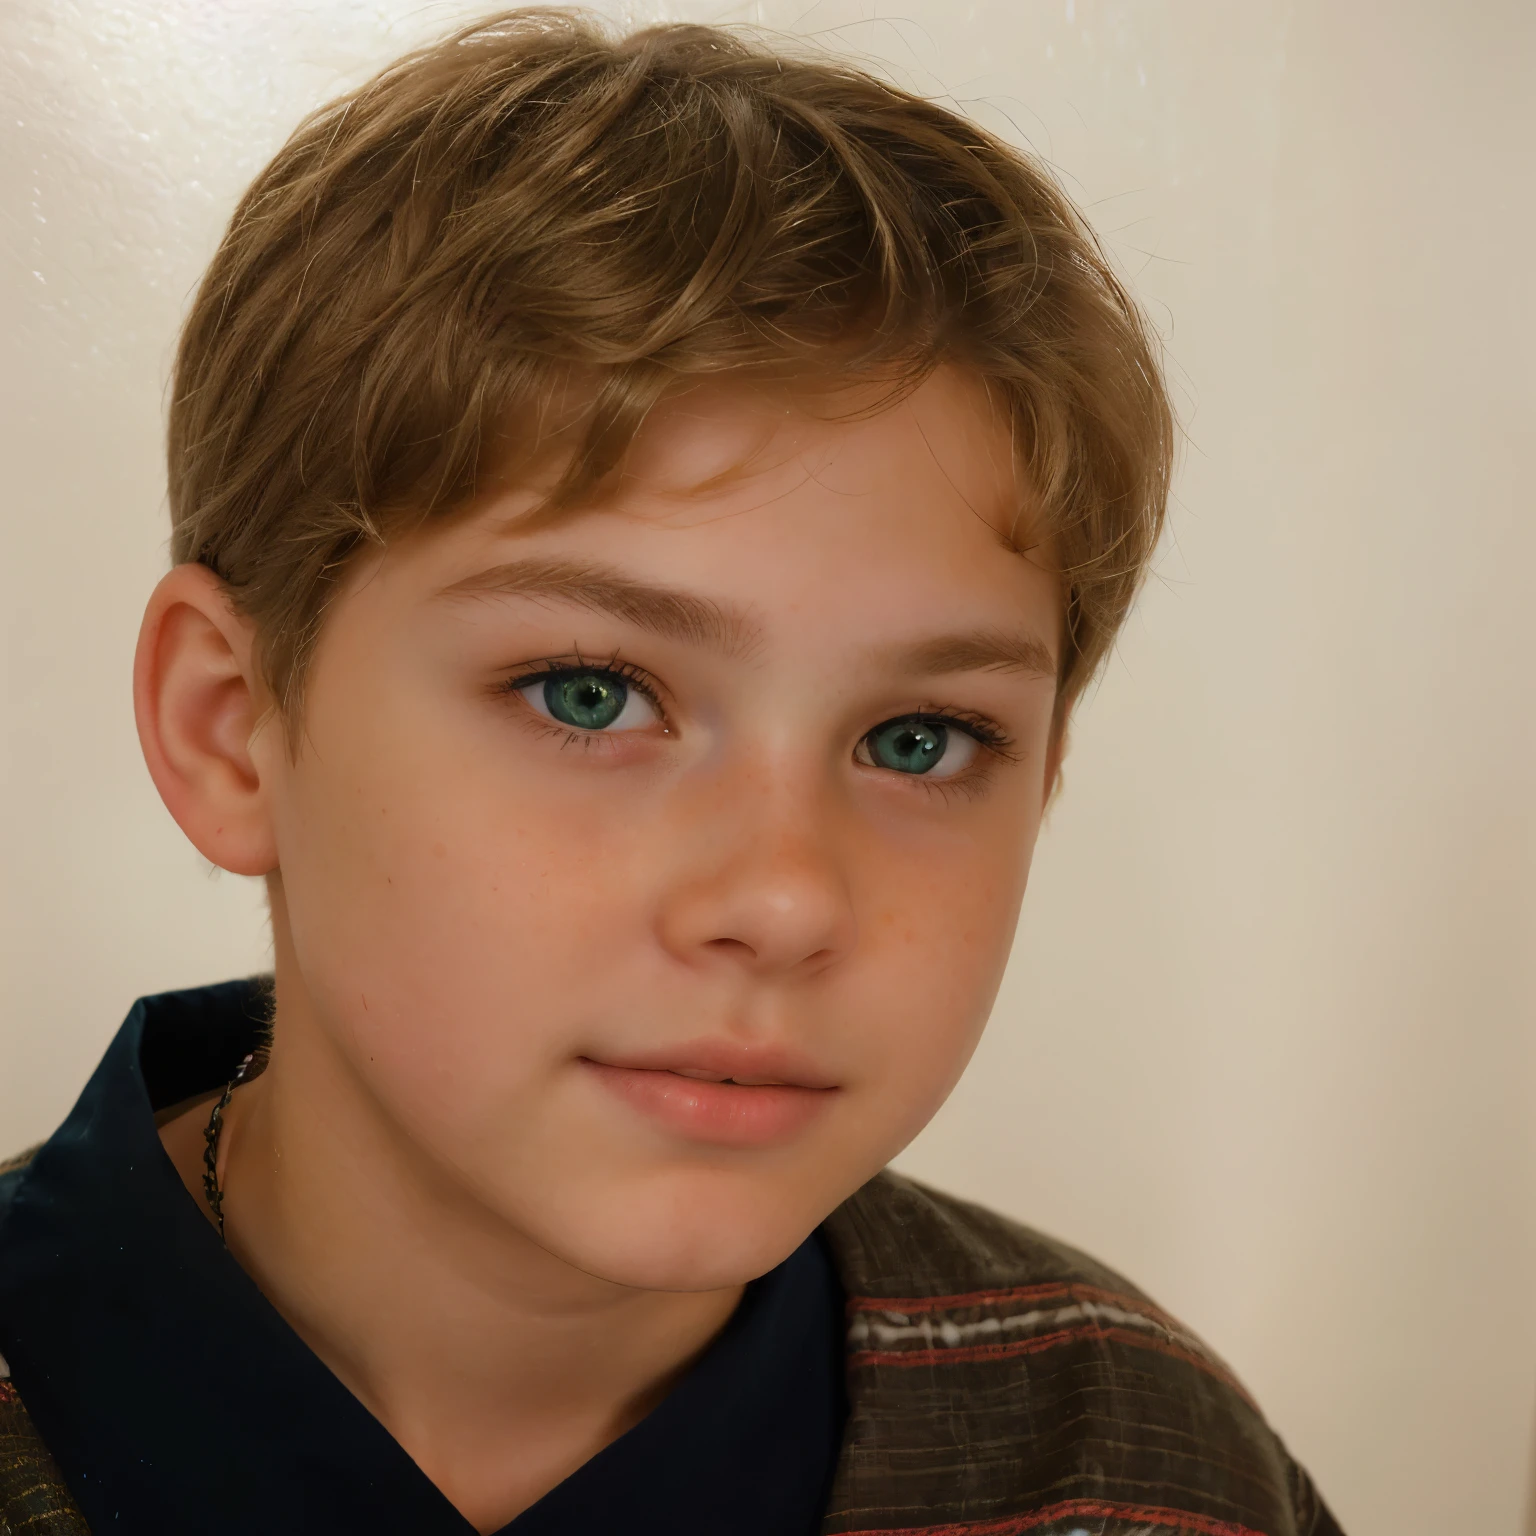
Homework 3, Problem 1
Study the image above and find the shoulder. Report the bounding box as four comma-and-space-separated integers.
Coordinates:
0, 1146, 91, 1534
0, 1144, 41, 1234
0, 1144, 41, 1182
819, 1169, 1343, 1536
822, 1163, 1149, 1297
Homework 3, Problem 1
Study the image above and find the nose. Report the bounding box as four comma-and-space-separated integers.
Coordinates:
655, 785, 858, 979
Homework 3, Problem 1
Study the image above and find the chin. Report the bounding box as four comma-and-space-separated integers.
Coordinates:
521, 1169, 832, 1293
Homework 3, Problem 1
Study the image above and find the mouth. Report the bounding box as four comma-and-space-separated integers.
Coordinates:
666, 1066, 800, 1087
579, 1046, 838, 1148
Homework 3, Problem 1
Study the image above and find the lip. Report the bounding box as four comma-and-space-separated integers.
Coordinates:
580, 1040, 839, 1148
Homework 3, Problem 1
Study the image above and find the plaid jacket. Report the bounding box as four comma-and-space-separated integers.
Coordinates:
0, 1150, 1341, 1536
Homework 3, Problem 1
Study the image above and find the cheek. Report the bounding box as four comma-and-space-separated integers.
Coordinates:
850, 815, 1036, 1134
269, 695, 651, 1116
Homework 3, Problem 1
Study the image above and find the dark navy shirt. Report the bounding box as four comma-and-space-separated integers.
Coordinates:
0, 981, 846, 1535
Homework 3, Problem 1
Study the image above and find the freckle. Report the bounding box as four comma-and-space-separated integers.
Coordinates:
432, 841, 446, 858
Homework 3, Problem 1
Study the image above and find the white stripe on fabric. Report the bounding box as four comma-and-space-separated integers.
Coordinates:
847, 1298, 1207, 1358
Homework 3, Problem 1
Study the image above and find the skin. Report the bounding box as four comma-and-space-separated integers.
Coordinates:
144, 367, 1065, 1531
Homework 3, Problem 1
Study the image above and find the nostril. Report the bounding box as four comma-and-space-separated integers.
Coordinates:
705, 937, 758, 958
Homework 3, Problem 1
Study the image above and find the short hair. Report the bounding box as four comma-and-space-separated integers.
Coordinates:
167, 8, 1173, 726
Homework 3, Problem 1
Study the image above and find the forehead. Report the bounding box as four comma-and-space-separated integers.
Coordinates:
610, 367, 1024, 531
360, 367, 1053, 634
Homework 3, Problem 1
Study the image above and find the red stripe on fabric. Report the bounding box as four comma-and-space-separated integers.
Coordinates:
848, 1282, 1075, 1315
842, 1498, 1265, 1536
850, 1323, 1252, 1402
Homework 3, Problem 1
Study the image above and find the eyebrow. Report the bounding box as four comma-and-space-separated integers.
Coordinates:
888, 629, 1058, 681
436, 557, 760, 657
439, 557, 1055, 680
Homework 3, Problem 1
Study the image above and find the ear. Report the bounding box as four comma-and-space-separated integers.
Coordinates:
133, 563, 279, 876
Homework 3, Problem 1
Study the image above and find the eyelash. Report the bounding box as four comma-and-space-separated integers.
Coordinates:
495, 655, 1019, 787
908, 707, 1017, 758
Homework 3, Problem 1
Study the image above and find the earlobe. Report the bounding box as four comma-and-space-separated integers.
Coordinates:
133, 563, 279, 877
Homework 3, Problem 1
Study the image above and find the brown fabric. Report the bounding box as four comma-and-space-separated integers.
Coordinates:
0, 1382, 89, 1536
0, 1151, 1339, 1535
816, 1172, 1342, 1536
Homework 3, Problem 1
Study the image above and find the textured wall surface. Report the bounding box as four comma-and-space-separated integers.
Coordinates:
2, 2, 1533, 1531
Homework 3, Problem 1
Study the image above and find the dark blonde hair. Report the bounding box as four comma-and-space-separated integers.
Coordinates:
168, 8, 1173, 723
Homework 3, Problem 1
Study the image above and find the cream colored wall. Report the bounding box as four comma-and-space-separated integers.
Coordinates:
2, 1, 1532, 1530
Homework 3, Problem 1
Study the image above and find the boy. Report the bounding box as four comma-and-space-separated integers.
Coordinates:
0, 11, 1341, 1535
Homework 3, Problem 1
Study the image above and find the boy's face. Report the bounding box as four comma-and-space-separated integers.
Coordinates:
256, 368, 1062, 1290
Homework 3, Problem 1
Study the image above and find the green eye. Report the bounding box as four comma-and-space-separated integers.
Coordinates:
544, 671, 629, 730
864, 717, 949, 774
516, 664, 661, 735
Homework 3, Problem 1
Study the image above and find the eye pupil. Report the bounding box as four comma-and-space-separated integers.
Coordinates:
869, 718, 947, 774
545, 671, 627, 730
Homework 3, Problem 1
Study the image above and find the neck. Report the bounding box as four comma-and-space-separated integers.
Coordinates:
159, 972, 742, 1533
